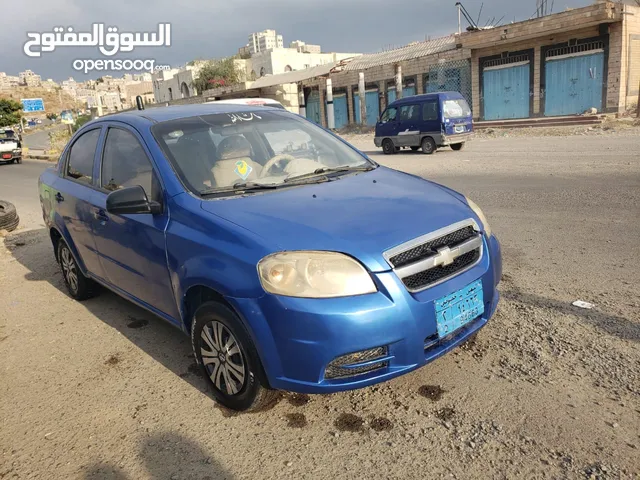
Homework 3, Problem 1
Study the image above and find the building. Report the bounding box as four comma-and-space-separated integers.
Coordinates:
298, 1, 640, 128
124, 81, 154, 107
19, 69, 42, 87
248, 29, 284, 55
248, 49, 360, 79
290, 41, 322, 54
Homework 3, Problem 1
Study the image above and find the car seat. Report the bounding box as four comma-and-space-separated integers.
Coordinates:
211, 135, 263, 186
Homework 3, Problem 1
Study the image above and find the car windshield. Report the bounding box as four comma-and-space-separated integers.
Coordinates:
443, 99, 471, 119
0, 130, 16, 139
152, 110, 375, 196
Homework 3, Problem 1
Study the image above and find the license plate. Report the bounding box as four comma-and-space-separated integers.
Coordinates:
2, 153, 11, 159
455, 125, 464, 133
434, 279, 484, 337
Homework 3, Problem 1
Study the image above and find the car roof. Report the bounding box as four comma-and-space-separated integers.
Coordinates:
389, 91, 465, 106
95, 103, 283, 125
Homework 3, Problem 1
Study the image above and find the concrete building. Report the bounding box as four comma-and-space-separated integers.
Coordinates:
248, 49, 360, 78
298, 1, 640, 128
248, 29, 283, 55
290, 41, 322, 54
19, 69, 42, 87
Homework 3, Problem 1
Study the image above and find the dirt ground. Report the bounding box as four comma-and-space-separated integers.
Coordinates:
1, 131, 639, 480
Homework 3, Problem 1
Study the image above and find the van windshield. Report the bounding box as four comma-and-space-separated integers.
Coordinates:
443, 99, 471, 119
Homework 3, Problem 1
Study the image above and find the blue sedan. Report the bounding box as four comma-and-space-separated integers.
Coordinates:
38, 103, 502, 411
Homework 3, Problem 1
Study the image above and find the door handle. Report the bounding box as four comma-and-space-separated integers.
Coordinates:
55, 192, 64, 203
93, 209, 109, 222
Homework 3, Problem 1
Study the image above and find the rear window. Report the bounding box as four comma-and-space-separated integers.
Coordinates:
443, 99, 471, 119
0, 130, 16, 139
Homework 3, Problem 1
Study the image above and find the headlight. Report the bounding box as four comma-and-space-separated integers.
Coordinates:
465, 197, 492, 237
258, 251, 377, 298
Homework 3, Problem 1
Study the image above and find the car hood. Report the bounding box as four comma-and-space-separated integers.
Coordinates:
199, 166, 476, 272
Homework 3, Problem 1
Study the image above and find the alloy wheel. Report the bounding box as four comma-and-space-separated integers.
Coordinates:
200, 321, 246, 396
60, 246, 78, 293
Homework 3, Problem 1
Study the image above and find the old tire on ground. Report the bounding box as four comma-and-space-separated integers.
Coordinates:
0, 200, 20, 232
57, 240, 99, 301
421, 137, 437, 155
451, 143, 465, 151
191, 301, 278, 412
382, 139, 396, 155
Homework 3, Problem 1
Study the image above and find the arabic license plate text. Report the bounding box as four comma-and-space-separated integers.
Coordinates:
434, 279, 484, 337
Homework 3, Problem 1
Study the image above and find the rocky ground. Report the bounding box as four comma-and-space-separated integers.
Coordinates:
0, 133, 638, 479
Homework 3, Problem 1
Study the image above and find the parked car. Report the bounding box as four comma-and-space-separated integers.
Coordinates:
375, 92, 473, 155
38, 104, 501, 411
205, 97, 286, 110
0, 129, 23, 164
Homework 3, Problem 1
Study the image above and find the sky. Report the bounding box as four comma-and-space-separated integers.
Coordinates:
0, 0, 591, 82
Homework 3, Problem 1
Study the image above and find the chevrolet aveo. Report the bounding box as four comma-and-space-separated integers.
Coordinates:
39, 104, 502, 411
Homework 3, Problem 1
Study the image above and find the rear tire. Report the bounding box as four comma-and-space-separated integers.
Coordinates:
191, 302, 278, 412
451, 143, 465, 151
421, 137, 437, 155
382, 138, 396, 155
57, 240, 99, 301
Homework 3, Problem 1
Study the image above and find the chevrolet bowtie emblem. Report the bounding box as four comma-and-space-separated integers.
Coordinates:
435, 246, 456, 266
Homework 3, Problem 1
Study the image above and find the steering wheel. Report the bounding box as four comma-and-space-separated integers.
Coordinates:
260, 154, 297, 178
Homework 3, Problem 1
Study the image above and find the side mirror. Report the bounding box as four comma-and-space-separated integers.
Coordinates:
106, 185, 162, 215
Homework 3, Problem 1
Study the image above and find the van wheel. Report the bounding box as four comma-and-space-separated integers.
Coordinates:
410, 146, 420, 151
421, 137, 437, 155
191, 302, 278, 412
451, 143, 465, 151
382, 139, 396, 155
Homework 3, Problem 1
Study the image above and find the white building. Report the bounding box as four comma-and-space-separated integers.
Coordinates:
248, 49, 360, 78
290, 41, 322, 54
19, 69, 42, 87
248, 29, 283, 55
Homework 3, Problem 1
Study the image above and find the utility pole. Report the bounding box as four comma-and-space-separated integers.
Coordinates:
358, 72, 366, 126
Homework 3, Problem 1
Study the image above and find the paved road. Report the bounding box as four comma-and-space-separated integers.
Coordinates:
0, 159, 50, 228
0, 132, 639, 479
22, 124, 66, 151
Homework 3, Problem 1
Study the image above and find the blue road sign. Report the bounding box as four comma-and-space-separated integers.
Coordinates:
21, 98, 45, 112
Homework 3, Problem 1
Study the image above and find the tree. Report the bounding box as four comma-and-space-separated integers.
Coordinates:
46, 113, 58, 121
192, 57, 243, 93
0, 99, 23, 127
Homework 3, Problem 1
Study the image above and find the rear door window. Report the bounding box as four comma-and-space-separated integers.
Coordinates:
422, 100, 439, 121
65, 128, 101, 185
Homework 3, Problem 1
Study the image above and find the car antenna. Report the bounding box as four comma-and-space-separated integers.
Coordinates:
136, 95, 145, 111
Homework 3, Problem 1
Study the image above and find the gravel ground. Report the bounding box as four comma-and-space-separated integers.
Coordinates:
1, 132, 639, 480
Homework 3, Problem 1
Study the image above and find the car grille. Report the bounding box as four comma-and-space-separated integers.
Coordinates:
384, 220, 483, 292
324, 346, 388, 380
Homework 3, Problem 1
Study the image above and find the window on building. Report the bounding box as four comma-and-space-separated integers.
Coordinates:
399, 104, 421, 122
422, 100, 439, 121
65, 128, 100, 185
168, 87, 173, 100
259, 67, 265, 77
284, 65, 292, 72
101, 128, 159, 202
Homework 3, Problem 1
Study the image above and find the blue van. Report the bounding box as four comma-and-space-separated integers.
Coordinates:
375, 92, 473, 155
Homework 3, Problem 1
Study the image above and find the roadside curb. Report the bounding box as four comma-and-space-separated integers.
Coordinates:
25, 155, 57, 162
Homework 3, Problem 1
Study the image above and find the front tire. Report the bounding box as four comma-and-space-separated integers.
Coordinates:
421, 137, 437, 155
451, 143, 465, 151
57, 240, 98, 300
191, 302, 277, 412
382, 138, 396, 155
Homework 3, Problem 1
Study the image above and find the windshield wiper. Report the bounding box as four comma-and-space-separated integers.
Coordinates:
200, 181, 280, 196
284, 165, 375, 183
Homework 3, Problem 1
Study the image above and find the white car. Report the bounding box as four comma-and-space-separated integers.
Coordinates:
205, 98, 286, 110
0, 129, 22, 164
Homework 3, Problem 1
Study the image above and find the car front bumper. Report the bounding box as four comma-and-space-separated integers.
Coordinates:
441, 132, 474, 145
229, 234, 502, 394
